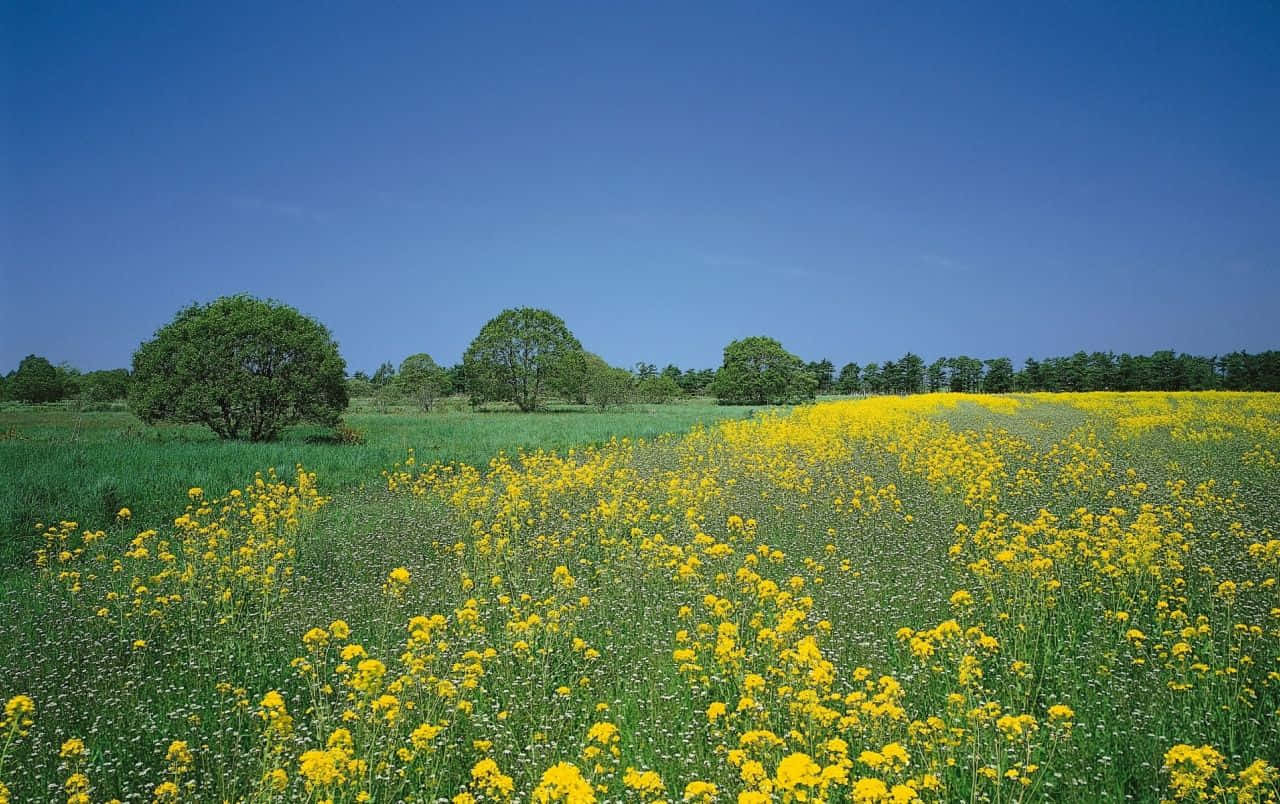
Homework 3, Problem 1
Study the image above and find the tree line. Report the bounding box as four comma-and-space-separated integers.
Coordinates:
808, 350, 1280, 395
2, 295, 1277, 440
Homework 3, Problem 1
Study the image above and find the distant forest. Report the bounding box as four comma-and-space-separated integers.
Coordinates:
4, 349, 1279, 407
815, 349, 1280, 396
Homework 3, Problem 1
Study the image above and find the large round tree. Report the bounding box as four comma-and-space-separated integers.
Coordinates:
463, 307, 581, 411
130, 295, 348, 441
8, 354, 65, 403
710, 336, 816, 405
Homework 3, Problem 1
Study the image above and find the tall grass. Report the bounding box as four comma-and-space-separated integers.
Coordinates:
0, 399, 755, 573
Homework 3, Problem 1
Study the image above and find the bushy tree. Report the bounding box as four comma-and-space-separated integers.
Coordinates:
370, 361, 396, 387
551, 349, 593, 405
9, 355, 64, 403
982, 357, 1015, 393
346, 377, 376, 398
130, 295, 348, 441
897, 353, 925, 394
926, 358, 947, 392
861, 362, 881, 394
81, 369, 131, 402
807, 359, 835, 394
678, 368, 715, 395
836, 362, 861, 394
711, 336, 815, 405
638, 374, 681, 404
588, 357, 634, 410
463, 308, 582, 412
397, 353, 449, 411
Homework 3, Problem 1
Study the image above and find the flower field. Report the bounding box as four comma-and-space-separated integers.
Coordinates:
3, 392, 1279, 802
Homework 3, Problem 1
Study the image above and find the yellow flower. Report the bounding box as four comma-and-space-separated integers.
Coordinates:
60, 737, 86, 759
852, 778, 888, 802
410, 722, 442, 749
471, 758, 514, 798
532, 762, 595, 804
623, 768, 666, 796
264, 768, 288, 792
153, 780, 180, 803
165, 740, 193, 773
775, 752, 821, 791
1047, 704, 1075, 722
683, 781, 718, 802
1163, 744, 1225, 800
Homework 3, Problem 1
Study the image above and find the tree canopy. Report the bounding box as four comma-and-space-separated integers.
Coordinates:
462, 308, 582, 411
396, 353, 449, 411
711, 336, 816, 405
130, 295, 348, 441
8, 355, 64, 403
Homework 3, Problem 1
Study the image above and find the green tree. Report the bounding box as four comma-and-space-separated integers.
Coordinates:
551, 349, 593, 405
897, 353, 925, 394
346, 377, 376, 398
947, 356, 984, 393
587, 355, 634, 410
638, 374, 681, 404
982, 358, 1015, 393
678, 368, 714, 395
9, 355, 65, 403
81, 369, 131, 402
926, 358, 947, 392
397, 353, 449, 411
880, 360, 901, 394
862, 362, 881, 393
463, 308, 582, 412
130, 295, 348, 441
370, 361, 396, 387
807, 359, 835, 394
836, 362, 861, 394
710, 336, 815, 405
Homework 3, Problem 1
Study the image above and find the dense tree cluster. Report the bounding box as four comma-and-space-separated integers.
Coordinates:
806, 350, 1280, 395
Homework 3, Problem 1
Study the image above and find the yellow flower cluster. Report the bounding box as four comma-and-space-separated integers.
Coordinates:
10, 392, 1279, 801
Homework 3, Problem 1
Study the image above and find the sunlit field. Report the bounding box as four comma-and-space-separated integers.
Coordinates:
3, 392, 1278, 802
0, 399, 754, 574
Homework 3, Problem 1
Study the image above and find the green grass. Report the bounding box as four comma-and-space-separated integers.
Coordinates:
0, 397, 757, 573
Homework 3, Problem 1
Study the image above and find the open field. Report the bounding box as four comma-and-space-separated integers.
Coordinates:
2, 392, 1279, 802
0, 398, 757, 574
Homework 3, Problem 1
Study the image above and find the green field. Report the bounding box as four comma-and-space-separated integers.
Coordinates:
3, 392, 1278, 802
0, 398, 757, 573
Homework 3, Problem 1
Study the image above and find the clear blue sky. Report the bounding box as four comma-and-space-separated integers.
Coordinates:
3, 2, 1278, 374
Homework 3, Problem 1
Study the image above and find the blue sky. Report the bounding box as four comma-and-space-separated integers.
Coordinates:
3, 2, 1278, 374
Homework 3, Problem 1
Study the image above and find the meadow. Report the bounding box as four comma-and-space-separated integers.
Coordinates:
0, 398, 755, 575
2, 392, 1278, 802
